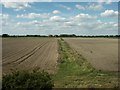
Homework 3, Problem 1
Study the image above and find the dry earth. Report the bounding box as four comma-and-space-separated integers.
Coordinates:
2, 38, 58, 74
64, 38, 118, 71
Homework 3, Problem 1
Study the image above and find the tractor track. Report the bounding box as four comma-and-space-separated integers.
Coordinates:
3, 41, 48, 66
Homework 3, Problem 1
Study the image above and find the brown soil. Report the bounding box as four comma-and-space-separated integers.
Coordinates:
2, 38, 58, 74
64, 38, 118, 71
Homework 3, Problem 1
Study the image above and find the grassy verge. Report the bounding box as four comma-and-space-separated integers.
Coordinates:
52, 38, 118, 88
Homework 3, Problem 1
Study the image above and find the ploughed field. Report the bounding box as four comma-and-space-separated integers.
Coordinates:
2, 38, 58, 74
2, 37, 118, 88
64, 38, 118, 71
2, 38, 119, 74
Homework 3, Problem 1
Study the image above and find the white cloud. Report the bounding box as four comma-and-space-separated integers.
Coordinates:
50, 16, 66, 22
2, 11, 118, 35
101, 10, 118, 17
63, 21, 77, 27
1, 0, 52, 2
74, 13, 97, 21
7, 18, 117, 35
59, 4, 71, 10
76, 3, 103, 11
106, 0, 112, 4
52, 10, 61, 14
13, 20, 44, 32
75, 4, 85, 10
0, 13, 9, 19
1, 2, 31, 11
17, 13, 50, 19
16, 20, 41, 26
77, 20, 117, 31
88, 3, 103, 10
98, 0, 113, 4
0, 13, 10, 27
96, 22, 118, 31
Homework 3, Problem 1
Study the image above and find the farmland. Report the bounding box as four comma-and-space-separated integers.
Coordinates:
64, 38, 118, 71
53, 38, 118, 88
2, 38, 58, 74
2, 37, 119, 88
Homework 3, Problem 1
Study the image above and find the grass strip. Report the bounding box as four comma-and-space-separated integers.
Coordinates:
52, 38, 118, 88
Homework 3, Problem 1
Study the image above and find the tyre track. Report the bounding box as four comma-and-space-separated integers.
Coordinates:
2, 41, 40, 63
17, 40, 52, 70
2, 38, 40, 60
43, 39, 57, 71
29, 40, 53, 70
3, 47, 28, 60
3, 38, 59, 74
14, 41, 48, 66
3, 41, 48, 66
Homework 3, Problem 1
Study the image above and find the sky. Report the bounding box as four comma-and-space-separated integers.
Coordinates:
0, 1, 119, 35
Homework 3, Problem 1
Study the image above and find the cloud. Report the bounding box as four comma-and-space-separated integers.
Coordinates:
52, 10, 61, 14
106, 0, 112, 4
1, 0, 52, 2
101, 10, 118, 17
63, 21, 77, 27
50, 16, 66, 22
1, 2, 31, 11
3, 18, 118, 35
95, 21, 118, 31
88, 3, 103, 10
75, 4, 85, 10
77, 20, 117, 32
76, 3, 103, 11
98, 0, 113, 4
16, 20, 41, 26
2, 11, 118, 35
0, 13, 9, 19
0, 13, 10, 27
17, 13, 50, 19
59, 4, 71, 10
74, 13, 97, 21
12, 20, 44, 33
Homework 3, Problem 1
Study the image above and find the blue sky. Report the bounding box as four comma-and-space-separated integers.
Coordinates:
0, 1, 119, 35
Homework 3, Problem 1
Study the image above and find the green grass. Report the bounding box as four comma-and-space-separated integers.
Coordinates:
52, 38, 118, 88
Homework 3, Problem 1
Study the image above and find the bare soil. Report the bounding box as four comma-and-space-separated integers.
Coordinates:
64, 38, 118, 71
2, 38, 58, 74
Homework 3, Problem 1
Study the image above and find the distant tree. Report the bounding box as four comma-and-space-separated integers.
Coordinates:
2, 34, 9, 37
59, 34, 76, 37
54, 35, 59, 37
48, 35, 53, 37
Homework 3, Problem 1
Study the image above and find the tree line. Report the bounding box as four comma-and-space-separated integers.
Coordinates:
1, 34, 120, 38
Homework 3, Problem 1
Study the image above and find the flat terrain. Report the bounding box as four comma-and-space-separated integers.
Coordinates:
2, 37, 118, 88
64, 38, 118, 71
2, 38, 58, 74
53, 39, 118, 88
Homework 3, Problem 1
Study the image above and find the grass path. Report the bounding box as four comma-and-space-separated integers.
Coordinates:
52, 38, 118, 88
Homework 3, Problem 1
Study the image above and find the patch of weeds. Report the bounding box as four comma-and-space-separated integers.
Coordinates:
2, 68, 54, 89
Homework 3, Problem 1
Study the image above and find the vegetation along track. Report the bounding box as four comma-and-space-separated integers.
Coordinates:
52, 38, 118, 88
